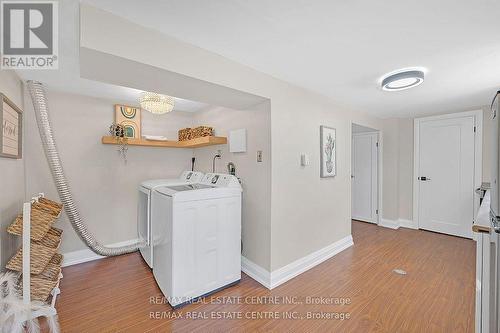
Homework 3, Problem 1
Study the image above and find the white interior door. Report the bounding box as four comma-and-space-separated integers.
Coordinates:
352, 132, 378, 223
417, 116, 475, 238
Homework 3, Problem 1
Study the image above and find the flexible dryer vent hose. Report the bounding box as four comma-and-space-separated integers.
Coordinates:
27, 80, 144, 256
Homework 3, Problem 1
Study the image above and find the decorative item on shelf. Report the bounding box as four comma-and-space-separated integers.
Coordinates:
139, 91, 175, 115
179, 126, 214, 141
1, 93, 23, 159
109, 123, 128, 163
178, 127, 193, 141
192, 126, 213, 138
320, 125, 336, 178
115, 104, 141, 138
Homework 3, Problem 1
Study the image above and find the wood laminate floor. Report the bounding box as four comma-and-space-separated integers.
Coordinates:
51, 221, 475, 332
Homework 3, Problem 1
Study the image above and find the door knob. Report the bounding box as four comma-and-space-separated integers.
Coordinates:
418, 176, 431, 181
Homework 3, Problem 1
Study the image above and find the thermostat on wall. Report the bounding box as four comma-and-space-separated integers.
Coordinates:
229, 129, 247, 153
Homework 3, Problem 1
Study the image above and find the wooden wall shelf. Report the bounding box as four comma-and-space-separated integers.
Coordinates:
101, 136, 227, 148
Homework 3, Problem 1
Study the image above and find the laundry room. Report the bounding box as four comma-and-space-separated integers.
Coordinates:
18, 84, 271, 267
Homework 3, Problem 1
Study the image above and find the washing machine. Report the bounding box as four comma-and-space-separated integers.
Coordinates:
151, 173, 242, 308
138, 171, 204, 268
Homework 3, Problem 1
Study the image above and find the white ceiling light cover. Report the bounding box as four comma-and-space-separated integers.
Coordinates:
381, 70, 425, 91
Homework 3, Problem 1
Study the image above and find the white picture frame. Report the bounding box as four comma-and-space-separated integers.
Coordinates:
320, 126, 336, 178
1, 93, 23, 159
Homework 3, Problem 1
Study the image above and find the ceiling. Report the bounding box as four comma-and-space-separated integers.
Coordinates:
80, 0, 500, 118
19, 0, 500, 118
15, 0, 209, 113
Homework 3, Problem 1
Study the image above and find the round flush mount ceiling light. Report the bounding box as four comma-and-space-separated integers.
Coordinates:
139, 92, 175, 114
381, 69, 425, 91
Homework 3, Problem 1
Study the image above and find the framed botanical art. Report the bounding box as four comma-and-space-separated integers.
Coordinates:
115, 104, 141, 139
320, 126, 336, 178
1, 93, 22, 159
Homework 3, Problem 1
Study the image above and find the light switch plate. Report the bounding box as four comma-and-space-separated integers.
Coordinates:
300, 153, 310, 166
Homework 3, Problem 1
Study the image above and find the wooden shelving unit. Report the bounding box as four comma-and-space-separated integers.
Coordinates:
101, 136, 227, 148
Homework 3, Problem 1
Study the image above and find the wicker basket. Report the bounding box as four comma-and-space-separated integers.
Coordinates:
178, 127, 192, 141
6, 242, 59, 275
191, 126, 213, 139
49, 253, 63, 266
39, 197, 63, 211
32, 201, 61, 218
18, 275, 60, 302
33, 227, 63, 249
7, 208, 57, 241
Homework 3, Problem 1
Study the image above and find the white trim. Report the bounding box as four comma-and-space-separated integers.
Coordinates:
379, 218, 400, 229
350, 122, 383, 226
270, 235, 353, 289
413, 110, 483, 234
62, 239, 140, 267
352, 132, 380, 224
242, 235, 354, 290
398, 219, 417, 229
241, 256, 271, 289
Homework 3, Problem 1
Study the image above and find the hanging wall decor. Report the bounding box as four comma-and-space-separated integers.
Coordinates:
1, 93, 23, 159
114, 104, 141, 139
320, 125, 336, 178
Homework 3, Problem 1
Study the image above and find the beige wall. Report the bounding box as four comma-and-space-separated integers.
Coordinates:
0, 70, 25, 269
397, 119, 414, 222
23, 90, 194, 253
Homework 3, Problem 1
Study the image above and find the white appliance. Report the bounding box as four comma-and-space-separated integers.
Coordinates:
138, 171, 204, 268
475, 91, 500, 333
151, 173, 242, 308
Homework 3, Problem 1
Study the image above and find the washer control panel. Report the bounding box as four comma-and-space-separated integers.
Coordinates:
201, 173, 241, 189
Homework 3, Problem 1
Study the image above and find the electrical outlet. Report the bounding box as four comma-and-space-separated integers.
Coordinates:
257, 150, 263, 162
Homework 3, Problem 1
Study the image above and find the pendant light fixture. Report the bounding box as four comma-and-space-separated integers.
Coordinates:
139, 92, 175, 114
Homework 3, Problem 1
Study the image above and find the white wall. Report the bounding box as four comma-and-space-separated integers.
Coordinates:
23, 90, 194, 253
397, 119, 414, 221
0, 70, 25, 269
192, 103, 271, 269
79, 5, 387, 271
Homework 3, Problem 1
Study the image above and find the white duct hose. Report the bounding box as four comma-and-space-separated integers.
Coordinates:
27, 80, 144, 256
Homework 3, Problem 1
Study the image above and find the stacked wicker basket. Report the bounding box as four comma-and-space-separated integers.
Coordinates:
5, 197, 64, 303
178, 126, 214, 141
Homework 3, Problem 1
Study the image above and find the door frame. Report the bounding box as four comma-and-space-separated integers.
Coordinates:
350, 123, 382, 226
413, 110, 483, 232
352, 131, 380, 224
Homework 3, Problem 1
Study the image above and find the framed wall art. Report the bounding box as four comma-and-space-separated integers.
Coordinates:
115, 104, 141, 139
320, 125, 336, 178
1, 93, 22, 159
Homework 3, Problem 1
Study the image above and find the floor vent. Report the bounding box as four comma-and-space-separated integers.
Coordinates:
393, 269, 407, 275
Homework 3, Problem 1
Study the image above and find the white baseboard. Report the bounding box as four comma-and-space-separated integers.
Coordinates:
62, 239, 139, 267
378, 218, 417, 230
270, 235, 353, 289
241, 256, 271, 289
379, 218, 400, 229
398, 219, 417, 229
242, 235, 354, 290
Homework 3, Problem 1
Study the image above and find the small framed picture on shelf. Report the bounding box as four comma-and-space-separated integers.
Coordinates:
1, 93, 23, 159
115, 104, 141, 139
